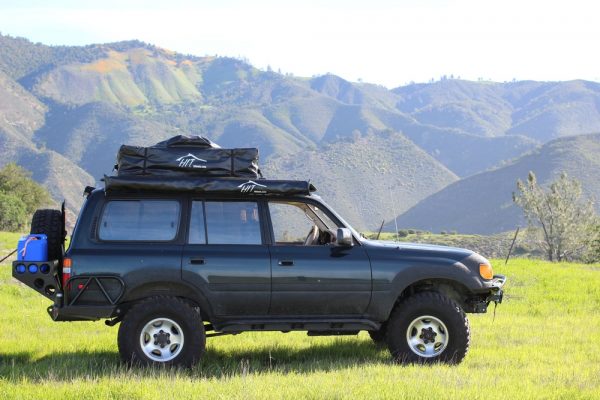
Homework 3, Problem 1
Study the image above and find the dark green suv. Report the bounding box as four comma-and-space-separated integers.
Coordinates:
13, 176, 504, 367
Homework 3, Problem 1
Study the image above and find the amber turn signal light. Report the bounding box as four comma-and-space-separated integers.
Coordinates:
479, 263, 493, 280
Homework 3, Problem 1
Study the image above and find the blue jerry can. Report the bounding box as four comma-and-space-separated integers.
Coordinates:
17, 234, 48, 261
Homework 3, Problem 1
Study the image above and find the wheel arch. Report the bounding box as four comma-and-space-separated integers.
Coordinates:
378, 277, 473, 322
119, 281, 214, 322
396, 278, 471, 309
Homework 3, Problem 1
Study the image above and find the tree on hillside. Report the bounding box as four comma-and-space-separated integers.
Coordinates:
0, 163, 52, 232
513, 171, 599, 262
584, 224, 600, 263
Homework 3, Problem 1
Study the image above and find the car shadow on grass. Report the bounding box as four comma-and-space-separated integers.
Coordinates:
0, 339, 390, 381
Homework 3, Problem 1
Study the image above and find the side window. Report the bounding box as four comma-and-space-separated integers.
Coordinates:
189, 201, 207, 244
98, 200, 180, 241
204, 201, 261, 245
269, 202, 318, 245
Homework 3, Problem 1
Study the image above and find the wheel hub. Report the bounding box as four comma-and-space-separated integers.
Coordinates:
154, 330, 171, 348
419, 327, 437, 344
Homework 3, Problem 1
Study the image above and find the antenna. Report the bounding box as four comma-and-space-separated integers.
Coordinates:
376, 220, 385, 240
505, 227, 520, 265
388, 185, 400, 242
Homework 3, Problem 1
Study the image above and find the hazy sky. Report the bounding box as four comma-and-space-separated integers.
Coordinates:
1, 0, 599, 88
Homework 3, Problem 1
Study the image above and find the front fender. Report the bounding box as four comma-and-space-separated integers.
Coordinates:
366, 253, 485, 321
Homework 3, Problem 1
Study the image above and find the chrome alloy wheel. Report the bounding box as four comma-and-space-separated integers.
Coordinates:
405, 315, 449, 358
139, 318, 185, 362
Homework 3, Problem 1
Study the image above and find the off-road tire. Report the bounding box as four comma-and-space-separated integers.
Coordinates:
368, 322, 387, 346
30, 209, 64, 261
386, 292, 470, 364
118, 296, 205, 368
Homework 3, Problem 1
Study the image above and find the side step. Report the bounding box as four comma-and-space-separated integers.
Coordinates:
307, 330, 360, 336
216, 318, 379, 333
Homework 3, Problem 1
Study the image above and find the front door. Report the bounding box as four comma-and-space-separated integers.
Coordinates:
267, 200, 372, 316
182, 200, 271, 317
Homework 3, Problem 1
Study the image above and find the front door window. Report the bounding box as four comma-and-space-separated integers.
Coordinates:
269, 201, 339, 246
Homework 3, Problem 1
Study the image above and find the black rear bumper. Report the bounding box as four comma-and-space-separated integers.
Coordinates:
12, 260, 123, 321
12, 260, 61, 300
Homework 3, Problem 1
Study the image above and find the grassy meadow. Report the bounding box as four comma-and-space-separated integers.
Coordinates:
1, 232, 599, 399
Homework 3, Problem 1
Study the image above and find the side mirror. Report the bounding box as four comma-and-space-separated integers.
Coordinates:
336, 228, 353, 247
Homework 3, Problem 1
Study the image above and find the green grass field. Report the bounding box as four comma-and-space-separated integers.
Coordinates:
1, 233, 599, 399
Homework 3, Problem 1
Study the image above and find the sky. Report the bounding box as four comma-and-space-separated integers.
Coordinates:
0, 0, 599, 88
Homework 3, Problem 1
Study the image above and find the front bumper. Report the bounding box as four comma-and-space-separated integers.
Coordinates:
487, 274, 506, 303
466, 274, 507, 313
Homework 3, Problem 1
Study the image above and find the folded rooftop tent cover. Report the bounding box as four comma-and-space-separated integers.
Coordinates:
116, 135, 261, 178
104, 175, 316, 196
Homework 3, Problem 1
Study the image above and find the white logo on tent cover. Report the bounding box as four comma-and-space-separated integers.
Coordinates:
176, 154, 207, 168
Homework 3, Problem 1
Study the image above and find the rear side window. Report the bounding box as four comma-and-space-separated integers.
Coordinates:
202, 201, 262, 245
98, 200, 180, 241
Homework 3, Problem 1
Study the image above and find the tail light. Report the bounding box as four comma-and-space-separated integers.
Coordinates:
62, 258, 72, 289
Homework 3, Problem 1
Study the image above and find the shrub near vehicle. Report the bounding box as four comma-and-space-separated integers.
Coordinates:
11, 136, 505, 367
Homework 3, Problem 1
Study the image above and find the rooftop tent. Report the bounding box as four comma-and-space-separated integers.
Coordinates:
116, 135, 261, 178
104, 175, 316, 196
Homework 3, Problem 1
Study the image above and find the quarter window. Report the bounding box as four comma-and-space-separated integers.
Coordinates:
189, 201, 207, 244
98, 200, 180, 241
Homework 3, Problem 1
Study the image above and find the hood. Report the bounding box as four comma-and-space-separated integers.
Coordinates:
362, 239, 474, 261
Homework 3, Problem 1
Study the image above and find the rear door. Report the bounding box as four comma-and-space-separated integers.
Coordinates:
181, 199, 271, 317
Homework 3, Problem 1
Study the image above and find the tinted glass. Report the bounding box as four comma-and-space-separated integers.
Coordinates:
310, 204, 338, 230
189, 201, 207, 244
269, 202, 314, 244
205, 201, 261, 245
99, 200, 180, 241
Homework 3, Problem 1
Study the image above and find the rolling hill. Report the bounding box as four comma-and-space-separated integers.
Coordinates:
1, 34, 600, 231
394, 133, 600, 234
264, 131, 458, 229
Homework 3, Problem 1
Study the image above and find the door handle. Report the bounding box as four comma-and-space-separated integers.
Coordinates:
190, 258, 205, 265
278, 260, 294, 266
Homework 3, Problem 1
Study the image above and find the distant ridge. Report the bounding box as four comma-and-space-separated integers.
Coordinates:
394, 133, 600, 234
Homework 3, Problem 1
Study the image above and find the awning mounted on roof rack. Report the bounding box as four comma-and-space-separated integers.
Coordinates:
104, 176, 316, 196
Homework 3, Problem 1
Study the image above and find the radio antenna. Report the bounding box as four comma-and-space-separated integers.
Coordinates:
388, 185, 400, 242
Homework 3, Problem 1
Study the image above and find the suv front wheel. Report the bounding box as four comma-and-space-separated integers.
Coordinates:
118, 296, 205, 367
386, 292, 470, 364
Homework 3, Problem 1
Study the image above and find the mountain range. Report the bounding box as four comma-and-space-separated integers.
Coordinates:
1, 34, 599, 232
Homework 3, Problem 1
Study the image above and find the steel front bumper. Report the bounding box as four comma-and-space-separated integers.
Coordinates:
466, 274, 506, 313
487, 274, 506, 303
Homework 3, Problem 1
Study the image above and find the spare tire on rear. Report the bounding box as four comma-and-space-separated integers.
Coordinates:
30, 209, 64, 261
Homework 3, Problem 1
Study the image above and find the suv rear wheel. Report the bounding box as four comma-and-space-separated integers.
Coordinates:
118, 297, 205, 367
386, 292, 470, 364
